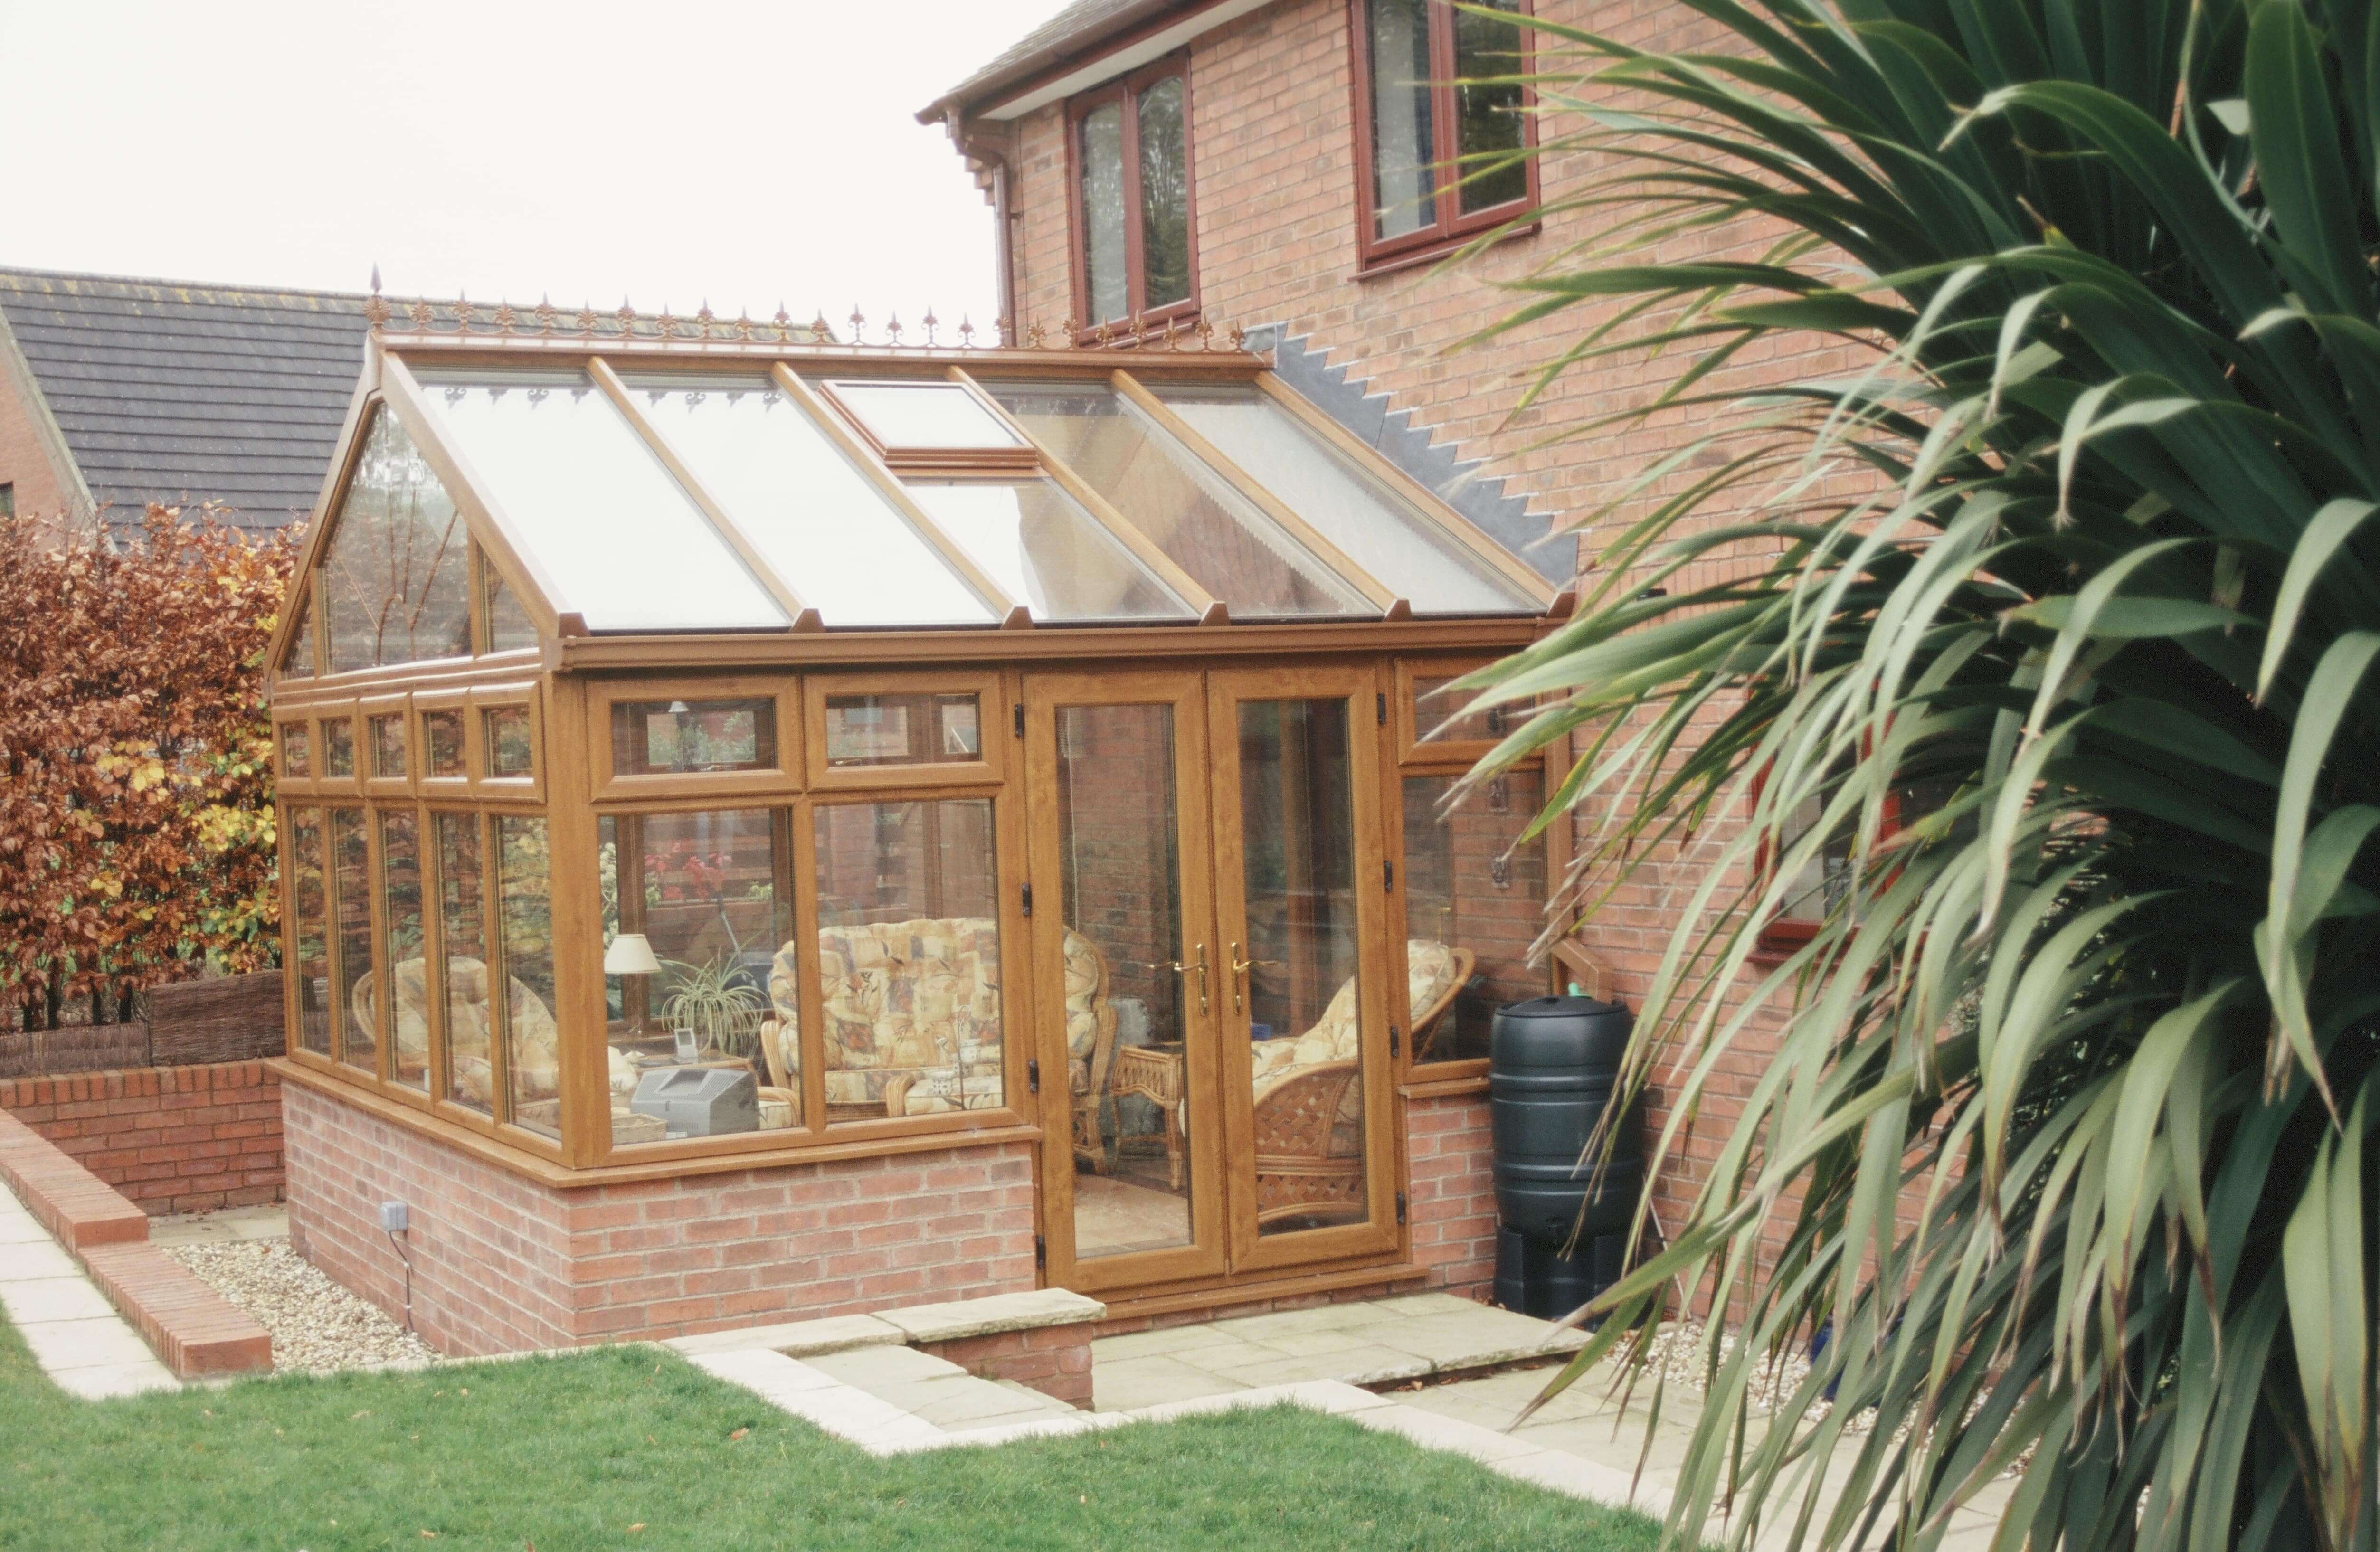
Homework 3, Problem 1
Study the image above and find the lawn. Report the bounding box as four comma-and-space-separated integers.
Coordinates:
0, 1310, 1664, 1552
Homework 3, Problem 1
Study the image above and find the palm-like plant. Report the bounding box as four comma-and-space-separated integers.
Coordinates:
1458, 3, 2380, 1548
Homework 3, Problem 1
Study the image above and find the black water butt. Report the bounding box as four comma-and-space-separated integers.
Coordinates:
1489, 995, 1639, 1317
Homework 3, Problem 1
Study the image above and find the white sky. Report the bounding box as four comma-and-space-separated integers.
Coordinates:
0, 0, 1070, 328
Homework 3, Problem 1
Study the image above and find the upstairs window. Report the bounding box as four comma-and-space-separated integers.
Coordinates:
1352, 0, 1536, 269
1070, 59, 1197, 331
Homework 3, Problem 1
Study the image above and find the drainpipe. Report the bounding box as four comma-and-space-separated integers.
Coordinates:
947, 111, 1019, 341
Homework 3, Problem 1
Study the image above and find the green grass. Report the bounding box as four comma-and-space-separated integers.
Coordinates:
0, 1310, 1663, 1552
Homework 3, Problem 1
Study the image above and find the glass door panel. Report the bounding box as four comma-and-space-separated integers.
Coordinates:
1210, 669, 1400, 1269
1025, 674, 1227, 1292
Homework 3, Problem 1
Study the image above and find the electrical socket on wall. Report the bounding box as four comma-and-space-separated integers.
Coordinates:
378, 1200, 409, 1233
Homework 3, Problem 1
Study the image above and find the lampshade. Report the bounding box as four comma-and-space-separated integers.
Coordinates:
603, 932, 661, 975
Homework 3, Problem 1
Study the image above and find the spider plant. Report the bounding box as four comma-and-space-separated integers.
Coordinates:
660, 956, 765, 1060
1453, 2, 2380, 1548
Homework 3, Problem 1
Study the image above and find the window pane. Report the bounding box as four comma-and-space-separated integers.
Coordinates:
369, 716, 407, 779
829, 381, 1021, 450
323, 407, 474, 672
1238, 700, 1367, 1233
331, 807, 375, 1074
322, 718, 355, 779
379, 811, 427, 1090
823, 692, 981, 769
600, 810, 792, 1148
1367, 0, 1437, 240
436, 813, 493, 1115
626, 377, 994, 628
279, 723, 311, 780
289, 807, 331, 1057
1079, 101, 1130, 322
1403, 770, 1546, 1065
1413, 674, 1517, 744
1137, 76, 1192, 311
498, 815, 560, 1138
484, 706, 533, 778
984, 380, 1367, 617
485, 562, 539, 652
282, 591, 315, 679
416, 372, 786, 634
811, 799, 1004, 1122
612, 698, 777, 776
1153, 384, 1536, 613
1057, 703, 1195, 1258
423, 711, 465, 778
1453, 0, 1527, 213
906, 480, 1192, 623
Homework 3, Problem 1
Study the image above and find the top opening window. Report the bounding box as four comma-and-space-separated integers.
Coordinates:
1071, 61, 1196, 332
828, 381, 1024, 454
1354, 0, 1536, 268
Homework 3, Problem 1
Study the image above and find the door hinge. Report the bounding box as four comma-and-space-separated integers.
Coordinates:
1389, 1023, 1401, 1059
1395, 1191, 1408, 1226
1013, 701, 1025, 737
1383, 860, 1394, 891
1026, 1058, 1041, 1094
1034, 1234, 1047, 1271
1376, 691, 1388, 726
1021, 881, 1034, 917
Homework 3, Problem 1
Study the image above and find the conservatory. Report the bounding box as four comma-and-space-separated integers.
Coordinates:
265, 310, 1576, 1344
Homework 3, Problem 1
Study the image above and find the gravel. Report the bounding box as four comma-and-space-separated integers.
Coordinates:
164, 1240, 436, 1374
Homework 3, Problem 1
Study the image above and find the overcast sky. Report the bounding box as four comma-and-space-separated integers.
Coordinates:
0, 0, 1067, 327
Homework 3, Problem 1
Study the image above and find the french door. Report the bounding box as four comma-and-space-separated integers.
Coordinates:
1024, 665, 1401, 1296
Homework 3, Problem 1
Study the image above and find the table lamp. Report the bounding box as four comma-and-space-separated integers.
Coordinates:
604, 932, 662, 1037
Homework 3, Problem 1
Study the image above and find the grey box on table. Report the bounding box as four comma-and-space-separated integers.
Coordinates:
629, 1067, 759, 1138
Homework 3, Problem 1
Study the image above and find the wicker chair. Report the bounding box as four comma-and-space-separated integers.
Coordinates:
1247, 944, 1473, 1224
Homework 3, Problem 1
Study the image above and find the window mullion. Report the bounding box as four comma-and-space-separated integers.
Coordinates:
1119, 81, 1148, 322
1427, 0, 1459, 241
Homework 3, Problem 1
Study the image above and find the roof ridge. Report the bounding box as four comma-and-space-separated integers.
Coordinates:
0, 264, 390, 308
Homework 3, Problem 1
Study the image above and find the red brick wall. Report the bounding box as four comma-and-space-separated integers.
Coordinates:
282, 1080, 1040, 1356
0, 346, 73, 526
1406, 1088, 1495, 1298
0, 1060, 284, 1215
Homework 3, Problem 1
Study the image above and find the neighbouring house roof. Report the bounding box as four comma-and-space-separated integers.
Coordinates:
918, 0, 1276, 124
0, 267, 378, 530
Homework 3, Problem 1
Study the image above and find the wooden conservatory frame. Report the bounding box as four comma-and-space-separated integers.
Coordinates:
267, 316, 1574, 1310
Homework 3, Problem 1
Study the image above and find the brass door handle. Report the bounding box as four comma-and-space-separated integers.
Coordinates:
1169, 944, 1208, 1015
1229, 942, 1252, 1013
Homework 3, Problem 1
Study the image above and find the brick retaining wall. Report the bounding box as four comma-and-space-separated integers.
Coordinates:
283, 1081, 1040, 1357
0, 1060, 283, 1215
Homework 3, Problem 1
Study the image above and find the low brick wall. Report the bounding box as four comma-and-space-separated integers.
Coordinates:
283, 1080, 1041, 1357
920, 1324, 1095, 1408
0, 1060, 283, 1216
0, 1106, 272, 1376
1406, 1088, 1497, 1300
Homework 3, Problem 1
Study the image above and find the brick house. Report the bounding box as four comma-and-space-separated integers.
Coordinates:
921, 0, 1845, 1247
0, 267, 381, 532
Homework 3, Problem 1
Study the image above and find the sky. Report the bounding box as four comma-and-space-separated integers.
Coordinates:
0, 0, 1070, 327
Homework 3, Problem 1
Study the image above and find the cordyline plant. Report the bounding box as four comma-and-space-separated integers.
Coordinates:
0, 506, 295, 1028
1444, 0, 2380, 1548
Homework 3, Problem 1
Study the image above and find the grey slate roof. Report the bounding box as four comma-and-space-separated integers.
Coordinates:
921, 0, 1198, 121
0, 267, 374, 530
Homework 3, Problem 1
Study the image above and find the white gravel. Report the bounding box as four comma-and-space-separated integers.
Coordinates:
164, 1239, 436, 1374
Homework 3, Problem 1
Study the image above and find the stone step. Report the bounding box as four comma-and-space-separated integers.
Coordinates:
804, 1344, 1080, 1433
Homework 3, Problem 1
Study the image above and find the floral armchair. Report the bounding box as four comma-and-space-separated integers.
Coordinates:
352, 956, 561, 1107
761, 918, 1111, 1120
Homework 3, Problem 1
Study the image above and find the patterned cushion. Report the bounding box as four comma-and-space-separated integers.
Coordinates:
367, 956, 558, 1105
1250, 939, 1462, 1096
766, 919, 1110, 1117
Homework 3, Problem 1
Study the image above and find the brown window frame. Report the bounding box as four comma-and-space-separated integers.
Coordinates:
1750, 759, 1911, 958
1347, 0, 1541, 274
1064, 56, 1202, 339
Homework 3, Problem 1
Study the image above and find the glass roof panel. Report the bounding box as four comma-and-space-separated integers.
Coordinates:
981, 379, 1371, 618
1150, 383, 1537, 614
831, 380, 1021, 449
625, 376, 996, 628
904, 479, 1193, 623
414, 371, 787, 633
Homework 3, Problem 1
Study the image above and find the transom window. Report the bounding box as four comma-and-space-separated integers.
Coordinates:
1070, 59, 1196, 331
1352, 0, 1536, 268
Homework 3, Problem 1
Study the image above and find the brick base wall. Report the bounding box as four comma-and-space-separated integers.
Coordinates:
919, 1325, 1094, 1408
1406, 1089, 1496, 1300
282, 1082, 1040, 1357
0, 1060, 283, 1215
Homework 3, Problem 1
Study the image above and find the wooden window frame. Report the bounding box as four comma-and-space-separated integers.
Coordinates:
360, 693, 414, 796
803, 670, 1005, 791
1749, 761, 1908, 958
276, 718, 319, 795
1346, 0, 1541, 275
1064, 55, 1202, 339
815, 378, 1040, 477
415, 690, 474, 796
314, 704, 364, 795
585, 676, 801, 804
470, 682, 546, 804
1391, 656, 1563, 1085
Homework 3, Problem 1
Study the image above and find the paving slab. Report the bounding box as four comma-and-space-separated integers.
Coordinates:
1363, 1307, 1584, 1369
1086, 1322, 1256, 1362
148, 1205, 289, 1249
0, 1274, 119, 1325
1091, 1352, 1251, 1411
805, 1344, 969, 1385
17, 1315, 162, 1373
48, 1359, 181, 1400
665, 1312, 903, 1359
3, 1237, 81, 1281
875, 1287, 1104, 1344
0, 1210, 50, 1246
1204, 1343, 1433, 1388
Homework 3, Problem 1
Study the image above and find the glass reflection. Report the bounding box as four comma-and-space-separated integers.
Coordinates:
906, 481, 1190, 623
